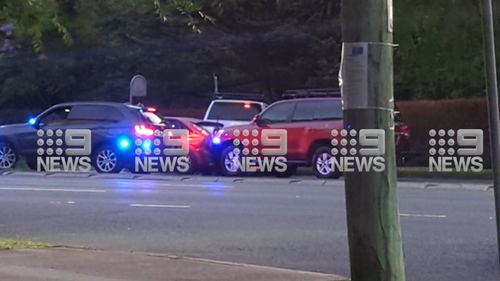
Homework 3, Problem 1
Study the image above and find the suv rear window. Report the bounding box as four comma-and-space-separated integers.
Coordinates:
291, 99, 343, 121
314, 100, 343, 120
206, 102, 261, 121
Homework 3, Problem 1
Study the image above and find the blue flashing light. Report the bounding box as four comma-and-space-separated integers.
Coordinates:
347, 125, 352, 129
142, 141, 151, 150
118, 137, 131, 150
212, 136, 221, 145
28, 118, 36, 125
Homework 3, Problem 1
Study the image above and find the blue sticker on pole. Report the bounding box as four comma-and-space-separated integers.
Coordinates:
352, 46, 364, 55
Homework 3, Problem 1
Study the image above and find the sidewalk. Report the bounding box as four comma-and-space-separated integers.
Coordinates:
0, 247, 346, 281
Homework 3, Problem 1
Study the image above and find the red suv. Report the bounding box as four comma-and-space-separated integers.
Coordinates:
210, 97, 345, 178
210, 92, 412, 178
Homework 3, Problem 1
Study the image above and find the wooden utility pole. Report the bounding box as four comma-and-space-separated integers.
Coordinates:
340, 0, 406, 280
480, 0, 500, 275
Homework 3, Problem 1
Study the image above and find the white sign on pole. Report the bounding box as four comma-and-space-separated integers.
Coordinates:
388, 0, 393, 32
130, 75, 147, 97
339, 42, 369, 109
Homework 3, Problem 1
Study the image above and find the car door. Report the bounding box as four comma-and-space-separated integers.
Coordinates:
289, 100, 319, 161
310, 99, 344, 141
254, 101, 297, 159
65, 105, 128, 153
17, 105, 74, 158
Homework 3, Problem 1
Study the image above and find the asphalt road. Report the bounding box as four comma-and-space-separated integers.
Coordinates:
0, 175, 497, 281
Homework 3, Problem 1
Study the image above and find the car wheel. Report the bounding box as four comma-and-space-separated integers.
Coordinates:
274, 165, 297, 178
93, 146, 122, 173
219, 145, 243, 176
312, 146, 342, 179
0, 142, 17, 170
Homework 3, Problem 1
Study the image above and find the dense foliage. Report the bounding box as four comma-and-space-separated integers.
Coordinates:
0, 0, 498, 115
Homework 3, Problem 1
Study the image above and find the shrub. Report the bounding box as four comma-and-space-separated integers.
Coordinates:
396, 98, 490, 167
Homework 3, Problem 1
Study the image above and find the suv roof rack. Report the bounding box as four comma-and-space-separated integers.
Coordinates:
282, 88, 341, 99
213, 92, 266, 102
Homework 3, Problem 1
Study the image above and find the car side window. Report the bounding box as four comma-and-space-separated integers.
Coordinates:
291, 101, 317, 122
314, 100, 343, 120
67, 105, 105, 121
65, 105, 124, 122
259, 102, 296, 124
39, 106, 72, 125
163, 119, 183, 129
105, 107, 125, 122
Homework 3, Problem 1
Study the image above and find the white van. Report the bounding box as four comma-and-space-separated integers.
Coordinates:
203, 97, 267, 128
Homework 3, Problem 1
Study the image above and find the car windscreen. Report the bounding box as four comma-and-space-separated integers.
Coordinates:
206, 102, 261, 121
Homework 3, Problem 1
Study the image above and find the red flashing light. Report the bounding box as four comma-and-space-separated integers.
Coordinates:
146, 107, 156, 112
243, 102, 251, 108
135, 125, 154, 136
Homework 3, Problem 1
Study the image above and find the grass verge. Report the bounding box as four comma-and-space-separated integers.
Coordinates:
0, 238, 50, 250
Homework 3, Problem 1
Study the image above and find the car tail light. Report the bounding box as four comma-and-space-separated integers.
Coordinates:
135, 124, 154, 136
244, 102, 251, 108
187, 132, 205, 147
399, 125, 410, 136
189, 132, 204, 141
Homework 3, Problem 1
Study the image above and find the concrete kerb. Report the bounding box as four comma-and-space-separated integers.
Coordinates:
410, 182, 492, 191
145, 253, 346, 280
1, 171, 49, 177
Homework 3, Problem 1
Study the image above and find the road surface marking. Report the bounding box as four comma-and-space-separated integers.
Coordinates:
130, 204, 190, 208
400, 213, 446, 218
0, 187, 105, 193
159, 183, 233, 188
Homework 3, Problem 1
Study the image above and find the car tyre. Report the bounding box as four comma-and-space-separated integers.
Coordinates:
218, 145, 243, 176
93, 145, 123, 173
0, 142, 17, 170
312, 146, 342, 179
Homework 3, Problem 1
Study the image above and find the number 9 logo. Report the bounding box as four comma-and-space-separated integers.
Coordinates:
359, 129, 385, 156
65, 129, 92, 156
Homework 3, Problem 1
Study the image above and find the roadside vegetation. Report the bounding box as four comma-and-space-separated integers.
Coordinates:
0, 238, 50, 250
